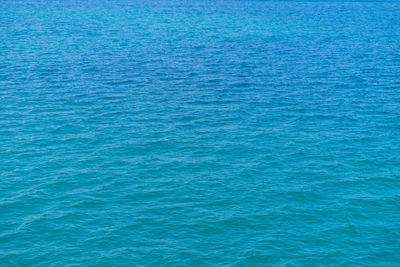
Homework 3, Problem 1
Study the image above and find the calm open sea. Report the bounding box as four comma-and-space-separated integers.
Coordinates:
1, 0, 400, 265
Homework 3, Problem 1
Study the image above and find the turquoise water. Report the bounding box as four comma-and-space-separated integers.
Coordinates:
1, 0, 400, 265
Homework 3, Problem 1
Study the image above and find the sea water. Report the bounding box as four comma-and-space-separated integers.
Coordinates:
1, 0, 400, 265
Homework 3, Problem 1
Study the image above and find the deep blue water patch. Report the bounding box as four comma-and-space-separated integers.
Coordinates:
1, 0, 400, 265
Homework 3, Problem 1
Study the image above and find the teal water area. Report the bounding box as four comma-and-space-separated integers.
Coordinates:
1, 1, 400, 265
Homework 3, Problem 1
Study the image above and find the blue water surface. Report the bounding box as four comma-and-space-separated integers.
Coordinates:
1, 0, 400, 265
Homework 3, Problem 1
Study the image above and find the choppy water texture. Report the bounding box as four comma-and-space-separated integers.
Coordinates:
1, 0, 400, 265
